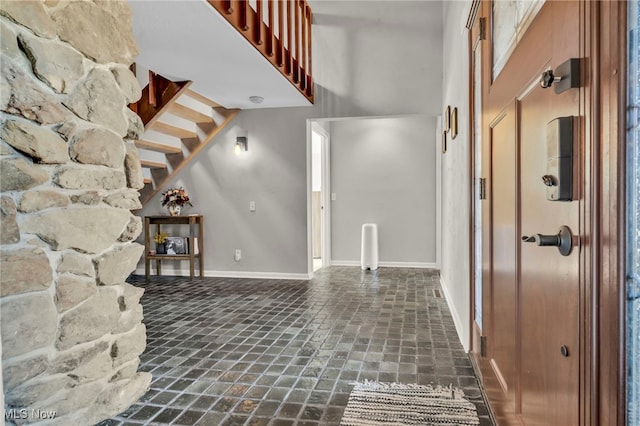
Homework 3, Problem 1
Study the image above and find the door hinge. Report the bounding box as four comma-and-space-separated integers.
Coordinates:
479, 17, 487, 40
479, 178, 487, 200
480, 335, 487, 357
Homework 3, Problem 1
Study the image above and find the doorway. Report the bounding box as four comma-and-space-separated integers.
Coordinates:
310, 122, 330, 272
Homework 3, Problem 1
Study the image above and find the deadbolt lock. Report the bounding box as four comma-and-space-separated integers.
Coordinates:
540, 69, 561, 88
540, 58, 582, 93
542, 175, 556, 187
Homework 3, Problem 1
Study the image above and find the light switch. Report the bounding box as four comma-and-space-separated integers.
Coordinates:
249, 201, 256, 211
331, 193, 337, 201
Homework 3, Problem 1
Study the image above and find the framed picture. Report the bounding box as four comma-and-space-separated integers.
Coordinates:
444, 105, 451, 132
166, 237, 187, 255
442, 131, 447, 154
451, 107, 458, 140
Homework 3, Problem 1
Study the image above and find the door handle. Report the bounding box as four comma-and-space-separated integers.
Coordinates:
522, 225, 574, 256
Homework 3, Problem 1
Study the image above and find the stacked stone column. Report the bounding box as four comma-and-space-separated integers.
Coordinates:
1, 1, 150, 424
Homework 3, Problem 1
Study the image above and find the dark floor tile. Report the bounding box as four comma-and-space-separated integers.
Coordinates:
278, 402, 303, 418
307, 391, 331, 405
212, 396, 239, 412
204, 381, 231, 396
274, 375, 297, 387
151, 408, 183, 423
329, 392, 350, 406
108, 267, 493, 425
286, 389, 309, 403
184, 379, 214, 394
245, 416, 270, 426
271, 420, 295, 426
95, 420, 120, 426
265, 387, 289, 400
227, 383, 250, 397
150, 377, 175, 390
173, 410, 204, 426
190, 395, 218, 411
254, 400, 281, 417
323, 406, 345, 422
193, 412, 227, 425
149, 390, 180, 406
172, 393, 198, 408
301, 405, 324, 420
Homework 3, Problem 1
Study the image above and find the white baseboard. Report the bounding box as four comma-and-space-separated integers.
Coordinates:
330, 260, 360, 267
207, 270, 311, 280
439, 276, 469, 351
331, 260, 438, 269
379, 261, 438, 269
134, 268, 311, 281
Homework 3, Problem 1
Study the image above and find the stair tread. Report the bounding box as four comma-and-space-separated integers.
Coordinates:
143, 178, 152, 184
135, 139, 182, 154
139, 84, 239, 206
140, 109, 240, 205
150, 121, 197, 139
140, 159, 168, 169
183, 89, 222, 107
168, 103, 213, 123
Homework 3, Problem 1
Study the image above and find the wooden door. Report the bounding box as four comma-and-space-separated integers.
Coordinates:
478, 1, 584, 424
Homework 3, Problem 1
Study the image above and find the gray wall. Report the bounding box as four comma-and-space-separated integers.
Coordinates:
330, 117, 437, 265
138, 1, 444, 278
441, 0, 472, 349
139, 108, 311, 276
310, 1, 443, 118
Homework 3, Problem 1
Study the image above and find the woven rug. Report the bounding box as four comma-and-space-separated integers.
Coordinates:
340, 381, 480, 426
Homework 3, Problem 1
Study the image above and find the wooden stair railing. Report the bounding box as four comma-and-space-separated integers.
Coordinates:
208, 0, 314, 103
129, 70, 240, 207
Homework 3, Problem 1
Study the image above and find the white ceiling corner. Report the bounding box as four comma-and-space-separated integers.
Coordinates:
129, 0, 312, 110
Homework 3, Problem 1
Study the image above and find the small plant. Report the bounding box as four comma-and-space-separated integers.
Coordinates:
154, 231, 169, 244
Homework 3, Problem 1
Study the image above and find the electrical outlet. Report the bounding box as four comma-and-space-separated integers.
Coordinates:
234, 249, 241, 261
249, 201, 256, 212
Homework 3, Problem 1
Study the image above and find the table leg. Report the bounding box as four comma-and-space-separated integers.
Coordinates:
199, 219, 204, 277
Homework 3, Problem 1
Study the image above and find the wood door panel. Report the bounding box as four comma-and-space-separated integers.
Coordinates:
489, 107, 518, 413
518, 83, 580, 426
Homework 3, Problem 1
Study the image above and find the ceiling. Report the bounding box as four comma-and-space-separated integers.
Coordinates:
129, 0, 312, 110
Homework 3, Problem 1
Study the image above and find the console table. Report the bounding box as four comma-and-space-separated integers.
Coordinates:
144, 215, 204, 279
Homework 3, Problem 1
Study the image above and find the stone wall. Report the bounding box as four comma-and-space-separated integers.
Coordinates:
0, 1, 150, 424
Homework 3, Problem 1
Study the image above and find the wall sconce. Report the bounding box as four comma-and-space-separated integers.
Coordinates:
234, 136, 248, 155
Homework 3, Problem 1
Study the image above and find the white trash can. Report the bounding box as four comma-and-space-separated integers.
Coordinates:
361, 223, 379, 270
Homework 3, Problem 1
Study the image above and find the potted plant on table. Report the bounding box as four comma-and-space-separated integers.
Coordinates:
154, 231, 169, 254
160, 187, 192, 216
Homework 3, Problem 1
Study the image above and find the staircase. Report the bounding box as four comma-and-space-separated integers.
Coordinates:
208, 0, 314, 103
131, 71, 239, 206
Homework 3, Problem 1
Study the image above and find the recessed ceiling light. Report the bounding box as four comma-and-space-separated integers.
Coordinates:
249, 96, 264, 104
